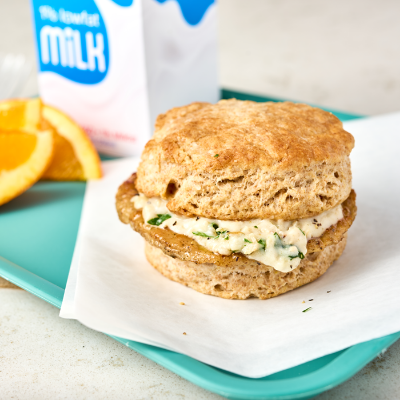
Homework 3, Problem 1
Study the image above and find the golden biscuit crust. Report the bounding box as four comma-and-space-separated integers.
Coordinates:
145, 237, 347, 300
115, 174, 356, 269
136, 99, 355, 220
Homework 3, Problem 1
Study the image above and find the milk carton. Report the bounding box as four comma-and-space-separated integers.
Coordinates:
30, 0, 219, 156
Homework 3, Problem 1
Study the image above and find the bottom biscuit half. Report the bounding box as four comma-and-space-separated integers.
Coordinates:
144, 235, 347, 300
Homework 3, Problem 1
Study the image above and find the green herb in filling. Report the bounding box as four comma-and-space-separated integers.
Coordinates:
254, 226, 258, 229
274, 232, 304, 260
299, 228, 306, 236
147, 214, 171, 226
211, 224, 230, 240
214, 154, 219, 158
192, 231, 216, 238
289, 252, 305, 260
244, 238, 252, 243
257, 239, 266, 250
274, 232, 283, 246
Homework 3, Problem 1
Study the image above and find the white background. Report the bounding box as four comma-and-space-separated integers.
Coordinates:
1, 0, 400, 115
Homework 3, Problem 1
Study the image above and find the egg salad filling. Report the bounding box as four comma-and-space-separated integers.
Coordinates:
132, 194, 343, 273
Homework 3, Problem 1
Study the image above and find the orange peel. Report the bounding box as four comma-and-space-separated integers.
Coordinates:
42, 105, 102, 181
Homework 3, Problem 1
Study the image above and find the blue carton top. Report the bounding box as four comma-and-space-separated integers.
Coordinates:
31, 0, 215, 84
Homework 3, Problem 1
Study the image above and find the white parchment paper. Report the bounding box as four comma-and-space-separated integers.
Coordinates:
60, 113, 400, 378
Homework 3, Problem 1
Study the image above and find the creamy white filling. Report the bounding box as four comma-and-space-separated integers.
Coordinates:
132, 194, 343, 273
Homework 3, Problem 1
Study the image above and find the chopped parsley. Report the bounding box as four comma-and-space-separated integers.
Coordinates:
302, 307, 312, 313
192, 231, 215, 238
244, 238, 252, 243
254, 226, 258, 229
274, 232, 304, 260
214, 154, 219, 158
147, 214, 171, 226
299, 228, 306, 236
193, 227, 228, 240
289, 252, 305, 260
274, 232, 284, 248
257, 238, 266, 250
224, 236, 230, 240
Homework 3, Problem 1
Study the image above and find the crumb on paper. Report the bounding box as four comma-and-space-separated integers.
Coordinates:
183, 332, 187, 335
180, 302, 185, 305
302, 301, 305, 303
327, 290, 331, 293
309, 299, 314, 301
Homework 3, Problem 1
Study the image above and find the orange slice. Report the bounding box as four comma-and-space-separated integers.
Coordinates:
0, 127, 53, 206
41, 105, 102, 181
0, 98, 41, 130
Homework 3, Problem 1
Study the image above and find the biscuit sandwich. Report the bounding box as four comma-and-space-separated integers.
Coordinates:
116, 99, 357, 300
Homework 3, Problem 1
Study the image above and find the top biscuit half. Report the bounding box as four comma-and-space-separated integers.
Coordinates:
136, 99, 355, 221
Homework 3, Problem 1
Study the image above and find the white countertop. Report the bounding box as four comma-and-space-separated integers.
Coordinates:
1, 0, 400, 398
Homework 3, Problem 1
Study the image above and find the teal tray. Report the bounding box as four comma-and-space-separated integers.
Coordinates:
1, 90, 399, 400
